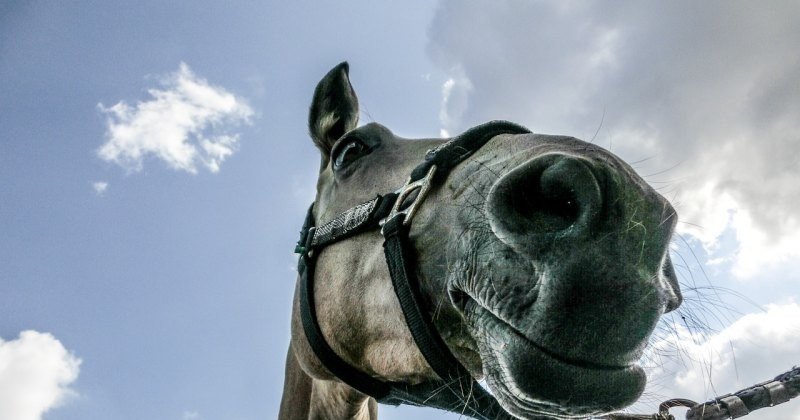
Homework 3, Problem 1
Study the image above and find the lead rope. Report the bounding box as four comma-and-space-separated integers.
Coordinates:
601, 366, 800, 420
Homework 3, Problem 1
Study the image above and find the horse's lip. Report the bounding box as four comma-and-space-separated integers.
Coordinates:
465, 299, 646, 416
462, 293, 636, 370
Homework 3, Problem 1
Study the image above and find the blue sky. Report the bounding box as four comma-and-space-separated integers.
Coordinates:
1, 2, 799, 419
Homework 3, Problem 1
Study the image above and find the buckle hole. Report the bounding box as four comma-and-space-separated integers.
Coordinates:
398, 187, 421, 211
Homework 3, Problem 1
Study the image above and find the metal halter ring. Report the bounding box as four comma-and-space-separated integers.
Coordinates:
382, 165, 437, 227
659, 398, 698, 420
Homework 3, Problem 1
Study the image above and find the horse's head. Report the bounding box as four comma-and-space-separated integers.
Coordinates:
289, 63, 682, 418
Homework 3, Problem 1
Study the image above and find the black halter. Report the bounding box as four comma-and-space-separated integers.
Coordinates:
295, 121, 530, 419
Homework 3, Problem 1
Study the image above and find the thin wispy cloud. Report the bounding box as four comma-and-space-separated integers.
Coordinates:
182, 410, 200, 420
97, 63, 253, 174
0, 331, 81, 420
92, 181, 108, 195
438, 67, 472, 138
428, 1, 800, 278
633, 302, 800, 419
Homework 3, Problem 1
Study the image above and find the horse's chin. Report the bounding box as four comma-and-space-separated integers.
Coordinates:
465, 299, 646, 418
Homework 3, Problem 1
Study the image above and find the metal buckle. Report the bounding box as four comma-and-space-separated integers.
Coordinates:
382, 165, 437, 227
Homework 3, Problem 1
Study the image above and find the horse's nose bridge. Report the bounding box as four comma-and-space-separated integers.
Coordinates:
486, 151, 680, 364
483, 148, 677, 254
482, 147, 683, 313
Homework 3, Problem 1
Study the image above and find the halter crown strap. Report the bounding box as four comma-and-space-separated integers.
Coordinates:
411, 120, 529, 183
295, 121, 530, 419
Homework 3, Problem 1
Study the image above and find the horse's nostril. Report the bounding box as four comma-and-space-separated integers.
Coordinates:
511, 168, 581, 233
661, 255, 683, 312
487, 154, 602, 244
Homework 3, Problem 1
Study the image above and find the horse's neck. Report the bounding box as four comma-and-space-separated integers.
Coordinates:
307, 379, 377, 419
279, 342, 377, 420
279, 342, 312, 419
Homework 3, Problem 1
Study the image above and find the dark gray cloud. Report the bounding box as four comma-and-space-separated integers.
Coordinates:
428, 0, 800, 276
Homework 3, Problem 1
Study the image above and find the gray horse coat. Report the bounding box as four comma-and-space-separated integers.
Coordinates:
279, 63, 681, 419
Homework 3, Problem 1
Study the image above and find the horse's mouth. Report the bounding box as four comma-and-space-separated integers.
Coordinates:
454, 291, 647, 418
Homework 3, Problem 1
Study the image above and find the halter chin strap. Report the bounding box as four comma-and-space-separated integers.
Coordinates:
295, 121, 531, 419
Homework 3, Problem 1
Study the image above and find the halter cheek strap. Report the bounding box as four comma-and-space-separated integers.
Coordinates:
295, 121, 531, 419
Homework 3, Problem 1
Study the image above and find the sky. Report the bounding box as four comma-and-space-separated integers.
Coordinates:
1, 1, 798, 419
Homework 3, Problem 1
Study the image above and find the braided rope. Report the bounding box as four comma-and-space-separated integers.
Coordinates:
685, 365, 800, 420
602, 366, 799, 420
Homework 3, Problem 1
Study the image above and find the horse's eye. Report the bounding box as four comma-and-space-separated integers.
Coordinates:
332, 139, 368, 170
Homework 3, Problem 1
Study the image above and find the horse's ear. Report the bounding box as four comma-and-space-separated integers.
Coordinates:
308, 62, 359, 161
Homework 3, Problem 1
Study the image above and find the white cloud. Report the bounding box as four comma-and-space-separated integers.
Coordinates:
97, 63, 253, 174
182, 410, 200, 420
0, 331, 81, 420
438, 68, 472, 138
427, 1, 800, 278
630, 302, 800, 419
92, 181, 108, 195
679, 191, 800, 278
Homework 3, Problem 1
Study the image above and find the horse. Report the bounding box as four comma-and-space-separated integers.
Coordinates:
278, 62, 682, 419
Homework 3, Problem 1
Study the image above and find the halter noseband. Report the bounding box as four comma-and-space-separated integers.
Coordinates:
295, 121, 530, 419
